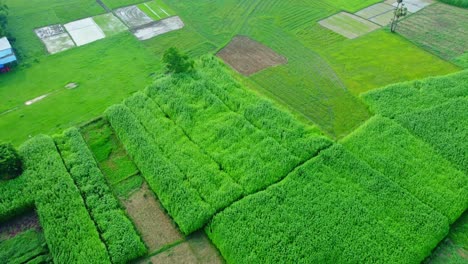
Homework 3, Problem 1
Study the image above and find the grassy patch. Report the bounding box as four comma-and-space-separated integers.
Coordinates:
0, 33, 160, 145
0, 229, 51, 263
138, 0, 175, 21
102, 0, 146, 9
113, 174, 144, 198
80, 118, 139, 185
93, 13, 128, 37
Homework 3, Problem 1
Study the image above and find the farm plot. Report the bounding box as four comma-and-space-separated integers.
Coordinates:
386, 0, 434, 13
115, 5, 154, 28
207, 145, 449, 263
0, 229, 51, 263
363, 70, 468, 173
132, 16, 185, 40
93, 13, 128, 36
64, 18, 106, 46
397, 3, 468, 64
355, 2, 395, 26
341, 116, 468, 223
138, 0, 175, 21
217, 35, 288, 76
34, 25, 76, 54
318, 12, 380, 39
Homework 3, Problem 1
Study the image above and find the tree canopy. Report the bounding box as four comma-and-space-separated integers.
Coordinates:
0, 143, 22, 180
163, 47, 194, 74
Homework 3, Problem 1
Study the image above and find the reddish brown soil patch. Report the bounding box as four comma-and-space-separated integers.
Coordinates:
122, 183, 183, 252
0, 210, 41, 240
144, 231, 223, 264
217, 35, 287, 76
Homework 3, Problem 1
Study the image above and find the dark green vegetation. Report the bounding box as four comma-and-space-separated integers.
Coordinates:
207, 145, 449, 263
342, 116, 467, 222
0, 1, 8, 38
0, 143, 22, 180
55, 128, 147, 263
397, 3, 468, 68
363, 70, 468, 174
163, 47, 194, 74
0, 229, 51, 263
438, 0, 468, 7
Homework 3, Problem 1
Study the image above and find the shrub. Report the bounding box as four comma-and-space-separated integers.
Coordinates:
438, 0, 468, 8
0, 143, 23, 180
163, 47, 194, 74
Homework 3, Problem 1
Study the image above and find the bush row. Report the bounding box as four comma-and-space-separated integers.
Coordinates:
0, 174, 33, 222
196, 56, 332, 161
55, 128, 147, 263
146, 68, 301, 194
342, 116, 468, 222
105, 104, 214, 234
206, 145, 449, 263
124, 92, 244, 210
19, 135, 111, 263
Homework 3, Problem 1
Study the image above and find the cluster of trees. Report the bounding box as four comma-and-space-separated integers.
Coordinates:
106, 104, 214, 234
342, 116, 467, 222
55, 128, 147, 263
206, 145, 449, 263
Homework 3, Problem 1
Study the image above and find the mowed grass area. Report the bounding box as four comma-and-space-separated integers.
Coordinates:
0, 33, 161, 145
4, 0, 104, 60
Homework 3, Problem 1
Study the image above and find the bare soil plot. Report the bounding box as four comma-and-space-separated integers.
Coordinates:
397, 3, 468, 60
142, 231, 223, 264
93, 13, 128, 36
64, 18, 106, 46
115, 5, 154, 29
0, 210, 41, 240
217, 36, 287, 76
35, 25, 76, 54
388, 0, 434, 13
122, 183, 183, 252
318, 12, 380, 39
132, 16, 185, 40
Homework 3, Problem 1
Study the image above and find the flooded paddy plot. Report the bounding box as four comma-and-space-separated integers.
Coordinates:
319, 12, 380, 39
93, 13, 128, 37
132, 16, 184, 40
35, 25, 75, 54
397, 3, 468, 61
115, 5, 154, 28
217, 35, 287, 76
387, 0, 434, 13
64, 18, 106, 46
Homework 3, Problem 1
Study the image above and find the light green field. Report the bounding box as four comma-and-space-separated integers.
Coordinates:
93, 13, 128, 36
138, 0, 175, 21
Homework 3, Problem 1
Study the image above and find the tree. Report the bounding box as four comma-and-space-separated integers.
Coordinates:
390, 0, 408, 33
0, 1, 8, 38
163, 47, 194, 74
0, 143, 23, 180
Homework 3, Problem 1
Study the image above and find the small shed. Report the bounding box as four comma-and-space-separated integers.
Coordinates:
0, 37, 17, 69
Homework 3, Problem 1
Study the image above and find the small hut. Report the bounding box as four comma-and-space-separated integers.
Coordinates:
0, 37, 17, 72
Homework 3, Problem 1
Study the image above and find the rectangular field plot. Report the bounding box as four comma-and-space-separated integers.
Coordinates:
355, 3, 394, 19
319, 12, 380, 39
93, 13, 128, 36
115, 5, 154, 28
217, 36, 287, 76
389, 0, 434, 13
397, 3, 468, 61
207, 145, 449, 263
133, 16, 185, 40
64, 18, 106, 46
138, 0, 175, 21
35, 25, 76, 54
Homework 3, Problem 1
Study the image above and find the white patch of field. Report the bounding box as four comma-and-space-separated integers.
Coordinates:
64, 18, 106, 46
35, 25, 76, 54
115, 5, 154, 28
355, 3, 394, 19
133, 16, 184, 41
92, 13, 128, 37
25, 94, 49, 106
390, 0, 434, 13
319, 12, 380, 39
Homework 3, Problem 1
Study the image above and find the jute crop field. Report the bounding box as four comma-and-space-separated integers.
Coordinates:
0, 0, 467, 263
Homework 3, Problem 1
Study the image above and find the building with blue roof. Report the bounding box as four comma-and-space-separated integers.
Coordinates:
0, 37, 17, 69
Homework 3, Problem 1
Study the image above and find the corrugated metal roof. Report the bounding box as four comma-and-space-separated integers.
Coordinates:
0, 37, 12, 51
0, 53, 16, 65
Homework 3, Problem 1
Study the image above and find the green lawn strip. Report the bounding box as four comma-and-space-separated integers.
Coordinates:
138, 0, 174, 21
93, 13, 128, 37
79, 118, 139, 185
207, 144, 449, 263
113, 174, 144, 199
102, 0, 146, 9
341, 116, 468, 223
124, 92, 244, 210
106, 104, 215, 235
55, 128, 147, 264
0, 229, 51, 263
0, 33, 160, 146
19, 135, 111, 263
